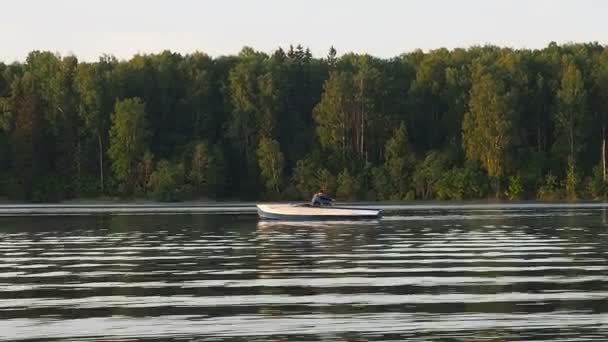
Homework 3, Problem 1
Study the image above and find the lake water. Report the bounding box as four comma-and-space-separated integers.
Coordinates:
1, 204, 608, 341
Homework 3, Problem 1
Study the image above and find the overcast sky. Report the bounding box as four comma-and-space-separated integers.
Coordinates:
0, 0, 606, 62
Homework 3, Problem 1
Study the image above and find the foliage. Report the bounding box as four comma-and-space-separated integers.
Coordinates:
383, 122, 413, 200
256, 137, 285, 194
370, 166, 390, 201
556, 59, 586, 169
413, 151, 449, 199
463, 64, 514, 196
292, 157, 335, 199
317, 169, 336, 195
336, 168, 360, 201
148, 160, 185, 201
2, 44, 608, 201
313, 55, 382, 159
537, 172, 562, 201
108, 98, 149, 194
206, 145, 227, 198
584, 165, 607, 199
189, 142, 208, 195
505, 175, 524, 200
312, 71, 353, 154
136, 151, 155, 195
74, 61, 111, 191
292, 157, 318, 199
565, 164, 579, 200
0, 172, 21, 199
436, 166, 490, 200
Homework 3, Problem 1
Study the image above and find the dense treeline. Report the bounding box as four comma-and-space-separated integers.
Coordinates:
1, 43, 608, 202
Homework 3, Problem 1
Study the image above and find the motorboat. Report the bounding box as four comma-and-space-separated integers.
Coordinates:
256, 203, 382, 220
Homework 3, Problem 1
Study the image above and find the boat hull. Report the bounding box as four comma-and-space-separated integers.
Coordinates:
257, 204, 382, 220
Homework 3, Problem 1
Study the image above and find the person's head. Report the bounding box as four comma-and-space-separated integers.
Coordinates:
318, 189, 324, 194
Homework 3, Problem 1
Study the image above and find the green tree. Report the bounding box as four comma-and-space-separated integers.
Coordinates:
276, 44, 321, 168
463, 65, 514, 196
189, 142, 208, 195
148, 160, 185, 201
75, 63, 108, 191
313, 70, 353, 156
407, 49, 450, 149
9, 73, 43, 199
257, 137, 285, 194
505, 175, 524, 200
436, 165, 490, 200
206, 145, 227, 198
591, 51, 608, 181
413, 151, 449, 199
383, 122, 413, 199
136, 151, 155, 195
585, 165, 607, 199
317, 168, 336, 195
180, 53, 214, 140
556, 59, 586, 199
19, 52, 82, 199
108, 98, 149, 194
292, 158, 317, 198
292, 156, 335, 198
351, 55, 381, 160
336, 168, 360, 200
537, 172, 562, 201
226, 48, 282, 194
2, 44, 608, 202
370, 166, 390, 200
226, 48, 273, 158
313, 55, 382, 161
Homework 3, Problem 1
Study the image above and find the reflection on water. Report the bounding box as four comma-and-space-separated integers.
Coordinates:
1, 206, 608, 341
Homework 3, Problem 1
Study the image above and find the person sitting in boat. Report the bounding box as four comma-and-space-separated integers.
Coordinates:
311, 189, 334, 206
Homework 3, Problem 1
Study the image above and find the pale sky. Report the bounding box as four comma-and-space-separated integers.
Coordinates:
0, 0, 606, 62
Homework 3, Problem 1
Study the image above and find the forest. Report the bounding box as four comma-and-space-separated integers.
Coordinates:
1, 42, 608, 202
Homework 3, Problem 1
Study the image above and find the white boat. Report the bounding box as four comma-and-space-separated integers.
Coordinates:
256, 204, 382, 220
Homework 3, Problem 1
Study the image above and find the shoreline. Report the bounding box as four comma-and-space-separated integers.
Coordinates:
2, 200, 608, 217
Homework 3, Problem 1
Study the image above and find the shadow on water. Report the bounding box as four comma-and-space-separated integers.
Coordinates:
0, 205, 607, 341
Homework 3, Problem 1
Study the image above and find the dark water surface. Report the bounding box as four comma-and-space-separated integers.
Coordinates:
1, 204, 608, 341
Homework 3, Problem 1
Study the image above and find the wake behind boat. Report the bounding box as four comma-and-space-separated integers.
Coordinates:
257, 203, 382, 220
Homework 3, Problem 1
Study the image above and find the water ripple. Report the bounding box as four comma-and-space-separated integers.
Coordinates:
0, 205, 607, 341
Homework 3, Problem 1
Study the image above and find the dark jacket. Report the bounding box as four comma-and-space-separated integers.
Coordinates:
311, 193, 333, 206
